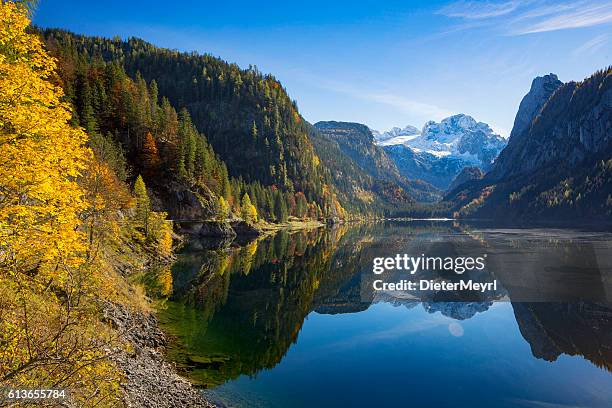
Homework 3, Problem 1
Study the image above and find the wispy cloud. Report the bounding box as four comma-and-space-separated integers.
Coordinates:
512, 3, 612, 34
307, 75, 453, 120
358, 91, 453, 120
438, 1, 521, 19
320, 314, 450, 351
438, 0, 612, 36
572, 33, 609, 56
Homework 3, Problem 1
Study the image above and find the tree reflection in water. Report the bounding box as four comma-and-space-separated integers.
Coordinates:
149, 222, 612, 387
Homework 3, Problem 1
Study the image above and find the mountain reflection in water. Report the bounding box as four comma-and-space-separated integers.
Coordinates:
152, 222, 612, 408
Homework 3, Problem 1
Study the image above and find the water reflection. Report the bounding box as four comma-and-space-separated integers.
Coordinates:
512, 302, 612, 371
154, 222, 612, 400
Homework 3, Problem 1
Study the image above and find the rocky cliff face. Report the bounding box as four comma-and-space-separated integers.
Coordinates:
509, 73, 563, 141
489, 69, 611, 181
157, 181, 217, 221
446, 67, 612, 221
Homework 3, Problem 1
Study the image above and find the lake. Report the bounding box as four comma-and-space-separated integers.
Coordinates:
151, 221, 612, 408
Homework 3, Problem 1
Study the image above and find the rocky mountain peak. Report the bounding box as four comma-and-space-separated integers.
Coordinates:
488, 68, 610, 181
510, 73, 563, 140
409, 114, 506, 167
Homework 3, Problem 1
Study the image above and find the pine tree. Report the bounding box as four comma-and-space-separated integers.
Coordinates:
274, 190, 288, 223
295, 192, 308, 219
179, 109, 196, 178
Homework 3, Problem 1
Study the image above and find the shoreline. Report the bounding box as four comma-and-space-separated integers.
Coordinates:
109, 221, 328, 407
104, 302, 216, 407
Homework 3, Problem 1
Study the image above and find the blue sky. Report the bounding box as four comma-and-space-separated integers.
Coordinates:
33, 0, 612, 136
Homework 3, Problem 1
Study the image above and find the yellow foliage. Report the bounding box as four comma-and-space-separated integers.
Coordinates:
0, 3, 123, 404
240, 240, 259, 275
217, 196, 229, 220
241, 193, 258, 224
149, 212, 173, 257
0, 2, 90, 277
157, 266, 174, 297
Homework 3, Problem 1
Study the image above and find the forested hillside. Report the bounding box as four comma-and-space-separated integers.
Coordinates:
313, 121, 440, 204
42, 29, 343, 223
41, 29, 351, 221
308, 126, 412, 216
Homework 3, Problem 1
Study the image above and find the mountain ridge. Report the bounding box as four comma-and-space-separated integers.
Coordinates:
380, 114, 506, 190
312, 121, 441, 204
445, 67, 612, 221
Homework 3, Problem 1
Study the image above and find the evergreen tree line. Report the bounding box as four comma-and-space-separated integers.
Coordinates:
45, 35, 329, 223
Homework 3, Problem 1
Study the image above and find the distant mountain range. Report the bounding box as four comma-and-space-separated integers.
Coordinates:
312, 121, 441, 205
373, 114, 506, 190
373, 125, 421, 145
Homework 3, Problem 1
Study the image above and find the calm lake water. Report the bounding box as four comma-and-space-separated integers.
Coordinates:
150, 221, 612, 408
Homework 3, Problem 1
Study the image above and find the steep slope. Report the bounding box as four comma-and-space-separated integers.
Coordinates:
488, 73, 563, 180
313, 121, 440, 203
446, 67, 612, 222
315, 121, 405, 181
384, 145, 466, 190
509, 73, 563, 140
447, 166, 484, 193
42, 29, 331, 209
307, 125, 412, 213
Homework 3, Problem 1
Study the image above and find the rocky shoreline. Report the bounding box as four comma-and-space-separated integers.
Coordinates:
103, 303, 216, 408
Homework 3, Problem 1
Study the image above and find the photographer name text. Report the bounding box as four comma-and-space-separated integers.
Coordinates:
372, 254, 497, 293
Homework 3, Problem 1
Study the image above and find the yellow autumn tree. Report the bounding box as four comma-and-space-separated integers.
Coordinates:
241, 193, 258, 224
0, 2, 121, 403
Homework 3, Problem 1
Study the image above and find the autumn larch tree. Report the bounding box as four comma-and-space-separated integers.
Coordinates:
241, 193, 258, 224
141, 131, 160, 177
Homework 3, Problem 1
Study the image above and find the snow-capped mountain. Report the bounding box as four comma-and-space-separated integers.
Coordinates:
408, 114, 506, 166
378, 114, 507, 190
372, 125, 421, 146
